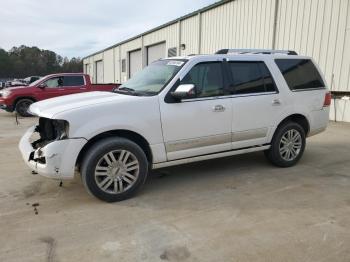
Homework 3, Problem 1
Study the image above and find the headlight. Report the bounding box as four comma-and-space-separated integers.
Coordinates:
1, 90, 11, 98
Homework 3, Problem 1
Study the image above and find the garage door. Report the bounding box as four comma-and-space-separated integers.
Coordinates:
147, 42, 166, 65
95, 60, 103, 83
129, 49, 142, 78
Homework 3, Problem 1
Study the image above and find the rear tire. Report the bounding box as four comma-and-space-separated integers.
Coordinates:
15, 99, 34, 117
264, 121, 306, 167
81, 137, 148, 202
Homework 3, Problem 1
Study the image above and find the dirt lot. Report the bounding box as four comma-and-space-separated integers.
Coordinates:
0, 110, 350, 262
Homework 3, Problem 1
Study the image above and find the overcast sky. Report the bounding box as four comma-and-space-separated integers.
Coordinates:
0, 0, 217, 58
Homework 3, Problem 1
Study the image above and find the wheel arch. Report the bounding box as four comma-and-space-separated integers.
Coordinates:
275, 114, 310, 137
14, 96, 37, 108
76, 129, 153, 169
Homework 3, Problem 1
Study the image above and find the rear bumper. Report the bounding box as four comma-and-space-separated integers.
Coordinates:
308, 107, 330, 137
19, 126, 87, 179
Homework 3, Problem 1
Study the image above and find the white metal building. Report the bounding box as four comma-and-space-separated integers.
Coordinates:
83, 0, 350, 122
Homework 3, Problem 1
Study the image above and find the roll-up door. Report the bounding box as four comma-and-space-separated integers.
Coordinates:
147, 42, 166, 65
128, 49, 142, 78
95, 60, 103, 83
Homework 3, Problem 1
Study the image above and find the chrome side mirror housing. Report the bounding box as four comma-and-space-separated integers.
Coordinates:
171, 84, 196, 101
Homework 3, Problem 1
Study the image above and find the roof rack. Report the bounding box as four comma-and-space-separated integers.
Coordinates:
215, 49, 298, 55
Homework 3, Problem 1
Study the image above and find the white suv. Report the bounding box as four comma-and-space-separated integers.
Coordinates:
19, 49, 330, 202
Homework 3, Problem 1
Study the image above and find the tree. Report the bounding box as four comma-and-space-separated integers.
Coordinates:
0, 48, 12, 77
0, 45, 83, 78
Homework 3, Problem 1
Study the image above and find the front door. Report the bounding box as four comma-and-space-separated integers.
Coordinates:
160, 61, 232, 161
38, 76, 65, 100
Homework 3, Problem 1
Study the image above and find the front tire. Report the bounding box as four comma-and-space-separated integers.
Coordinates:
81, 137, 148, 202
15, 99, 34, 117
265, 121, 306, 167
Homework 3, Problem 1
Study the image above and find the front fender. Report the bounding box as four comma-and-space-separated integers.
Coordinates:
54, 96, 164, 146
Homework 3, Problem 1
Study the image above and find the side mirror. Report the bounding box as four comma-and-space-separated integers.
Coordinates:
37, 83, 46, 89
171, 84, 196, 101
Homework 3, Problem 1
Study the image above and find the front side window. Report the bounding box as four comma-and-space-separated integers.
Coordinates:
63, 76, 84, 87
228, 61, 276, 94
44, 77, 63, 88
275, 59, 325, 90
116, 59, 185, 95
181, 62, 224, 98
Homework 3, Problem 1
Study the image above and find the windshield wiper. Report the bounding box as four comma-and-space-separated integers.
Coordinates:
113, 86, 157, 96
118, 86, 135, 92
113, 86, 143, 96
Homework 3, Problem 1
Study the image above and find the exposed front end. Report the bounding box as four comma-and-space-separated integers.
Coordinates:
19, 117, 87, 179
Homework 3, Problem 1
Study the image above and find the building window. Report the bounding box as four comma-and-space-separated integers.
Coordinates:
168, 47, 177, 57
121, 59, 126, 72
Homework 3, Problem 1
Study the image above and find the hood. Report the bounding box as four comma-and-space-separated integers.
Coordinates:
29, 91, 140, 118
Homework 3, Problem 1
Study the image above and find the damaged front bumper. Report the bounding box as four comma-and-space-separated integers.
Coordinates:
19, 125, 87, 179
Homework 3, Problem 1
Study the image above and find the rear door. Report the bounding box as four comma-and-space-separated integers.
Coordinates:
227, 61, 282, 149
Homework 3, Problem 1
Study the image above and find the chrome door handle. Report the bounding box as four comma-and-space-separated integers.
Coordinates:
272, 99, 281, 106
213, 105, 225, 112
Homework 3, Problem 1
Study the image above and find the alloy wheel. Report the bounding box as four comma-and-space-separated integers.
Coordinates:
94, 150, 140, 194
279, 129, 302, 161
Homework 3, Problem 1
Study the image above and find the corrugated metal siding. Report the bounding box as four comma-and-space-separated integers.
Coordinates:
180, 15, 199, 56
113, 46, 121, 83
200, 0, 275, 54
143, 23, 179, 55
275, 0, 350, 93
84, 0, 350, 89
83, 0, 350, 121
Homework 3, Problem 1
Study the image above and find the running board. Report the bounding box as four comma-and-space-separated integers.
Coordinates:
152, 145, 270, 169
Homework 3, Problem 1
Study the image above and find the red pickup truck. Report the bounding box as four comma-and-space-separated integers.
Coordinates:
0, 73, 119, 116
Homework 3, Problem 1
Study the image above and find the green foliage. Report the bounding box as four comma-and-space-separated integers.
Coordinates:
0, 45, 83, 78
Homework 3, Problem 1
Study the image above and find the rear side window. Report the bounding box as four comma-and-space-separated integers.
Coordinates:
275, 59, 325, 90
63, 76, 84, 87
228, 61, 276, 94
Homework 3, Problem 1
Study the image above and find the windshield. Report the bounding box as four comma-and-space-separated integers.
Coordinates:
116, 59, 186, 95
29, 77, 43, 87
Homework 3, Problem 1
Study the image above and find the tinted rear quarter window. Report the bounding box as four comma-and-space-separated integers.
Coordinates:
63, 76, 84, 86
228, 61, 276, 94
275, 59, 325, 90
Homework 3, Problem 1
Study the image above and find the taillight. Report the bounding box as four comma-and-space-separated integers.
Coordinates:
323, 92, 331, 107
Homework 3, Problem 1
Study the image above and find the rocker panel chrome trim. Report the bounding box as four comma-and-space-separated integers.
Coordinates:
153, 145, 270, 169
165, 133, 231, 152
